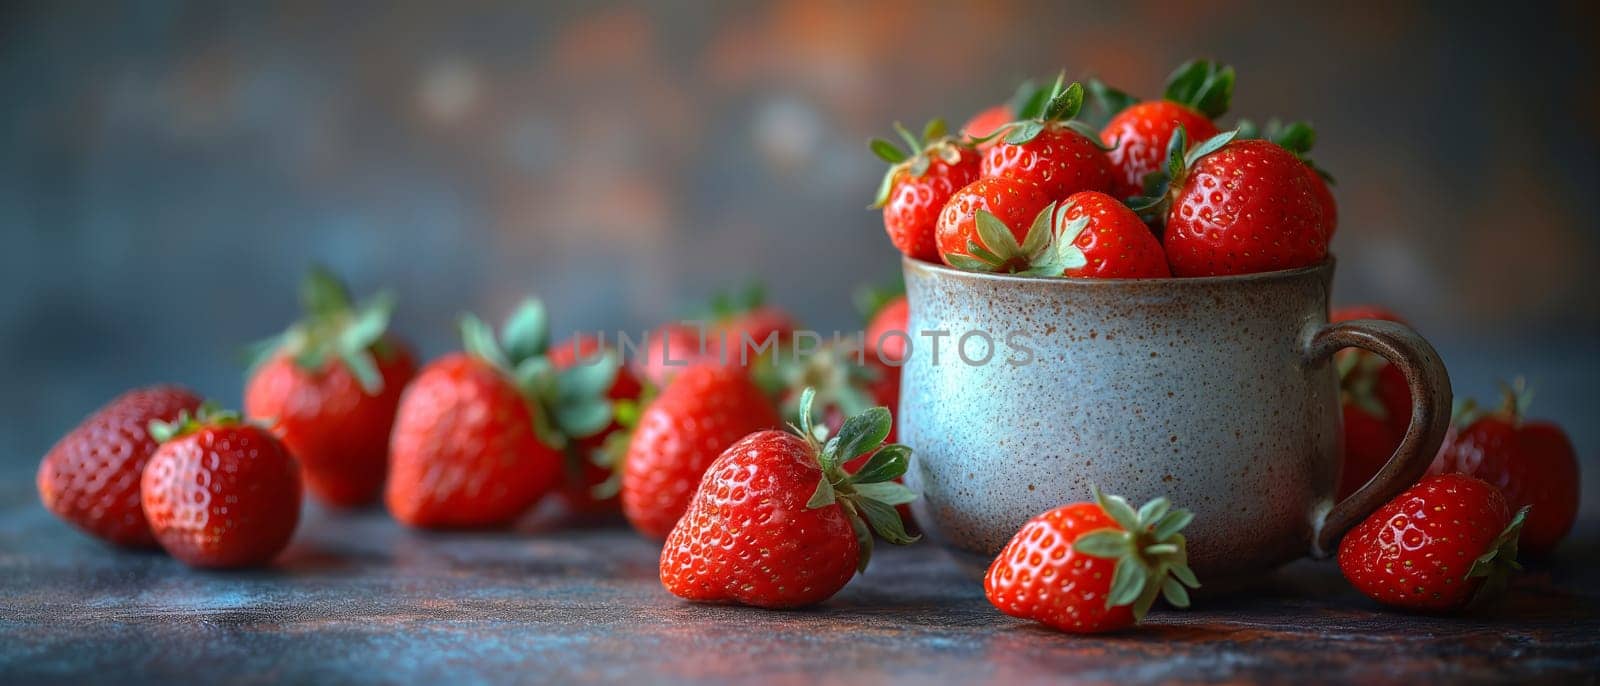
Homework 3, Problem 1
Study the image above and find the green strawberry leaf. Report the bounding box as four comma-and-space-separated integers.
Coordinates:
1183, 129, 1238, 168
1161, 576, 1192, 608
1085, 77, 1139, 127
807, 476, 837, 509
832, 406, 892, 469
870, 138, 908, 164
1152, 509, 1196, 541
850, 444, 911, 484
1163, 59, 1234, 119
338, 348, 384, 396
554, 398, 613, 439
1004, 120, 1045, 145
1072, 529, 1132, 558
299, 264, 353, 318
501, 299, 549, 366
557, 351, 621, 399
1107, 556, 1148, 608
461, 313, 511, 371
851, 480, 917, 506
1137, 497, 1171, 526
854, 496, 918, 545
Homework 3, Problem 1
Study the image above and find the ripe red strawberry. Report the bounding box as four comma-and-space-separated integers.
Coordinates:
142, 406, 302, 568
1427, 381, 1580, 556
935, 176, 1053, 270
1338, 403, 1400, 501
941, 189, 1169, 278
1331, 305, 1412, 499
986, 487, 1200, 633
1139, 132, 1328, 276
548, 333, 645, 515
633, 285, 796, 386
871, 119, 982, 262
660, 389, 917, 608
37, 385, 203, 548
1101, 60, 1233, 199
961, 105, 1012, 148
863, 293, 909, 365
1239, 118, 1339, 238
243, 268, 416, 507
386, 301, 568, 528
978, 77, 1114, 201
1338, 474, 1526, 610
621, 363, 780, 538
1054, 191, 1170, 277
634, 322, 706, 388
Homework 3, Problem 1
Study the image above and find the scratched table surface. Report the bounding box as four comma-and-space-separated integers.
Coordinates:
2, 477, 1597, 686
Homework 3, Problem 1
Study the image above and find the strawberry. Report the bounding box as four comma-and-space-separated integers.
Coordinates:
659, 388, 918, 608
935, 176, 1054, 271
1100, 60, 1233, 199
1239, 118, 1338, 237
36, 385, 203, 548
634, 322, 706, 388
548, 333, 645, 515
942, 189, 1169, 278
864, 294, 909, 365
1331, 305, 1413, 499
1338, 474, 1526, 611
633, 284, 796, 386
1134, 131, 1328, 276
985, 487, 1200, 633
621, 363, 781, 538
142, 405, 302, 568
385, 300, 569, 528
960, 105, 1013, 149
1338, 403, 1400, 501
243, 267, 416, 507
1427, 381, 1580, 556
959, 77, 1056, 149
977, 77, 1115, 201
870, 119, 982, 262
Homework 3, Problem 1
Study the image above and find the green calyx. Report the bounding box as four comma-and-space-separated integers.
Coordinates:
703, 281, 767, 322
1236, 118, 1336, 185
1071, 486, 1202, 624
971, 73, 1102, 147
1466, 506, 1529, 608
147, 402, 245, 443
943, 200, 1089, 276
792, 388, 919, 574
1453, 377, 1534, 429
779, 344, 880, 425
1162, 59, 1235, 119
583, 391, 652, 500
870, 118, 973, 208
1084, 77, 1140, 129
461, 298, 622, 451
1126, 125, 1239, 224
244, 265, 396, 396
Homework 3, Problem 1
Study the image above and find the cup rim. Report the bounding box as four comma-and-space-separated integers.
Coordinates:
902, 255, 1335, 286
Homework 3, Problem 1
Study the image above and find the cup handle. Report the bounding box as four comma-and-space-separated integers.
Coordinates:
1304, 318, 1452, 557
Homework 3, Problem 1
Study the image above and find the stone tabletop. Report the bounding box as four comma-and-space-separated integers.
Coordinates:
3, 480, 1597, 685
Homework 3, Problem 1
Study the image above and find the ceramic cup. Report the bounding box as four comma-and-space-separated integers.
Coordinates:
897, 257, 1451, 584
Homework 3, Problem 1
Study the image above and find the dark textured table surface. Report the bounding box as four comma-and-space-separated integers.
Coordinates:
3, 477, 1598, 686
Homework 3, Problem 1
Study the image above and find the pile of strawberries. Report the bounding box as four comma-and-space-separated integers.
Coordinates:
33, 59, 1582, 635
873, 61, 1332, 279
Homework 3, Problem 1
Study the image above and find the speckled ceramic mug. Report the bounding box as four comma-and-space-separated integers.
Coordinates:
897, 257, 1451, 585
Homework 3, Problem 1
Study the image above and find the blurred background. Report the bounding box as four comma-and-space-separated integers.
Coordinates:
2, 1, 1596, 517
